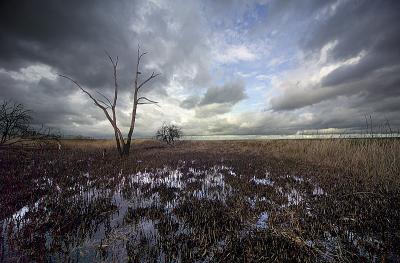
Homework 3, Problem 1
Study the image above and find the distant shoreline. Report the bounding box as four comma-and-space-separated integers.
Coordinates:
61, 133, 400, 141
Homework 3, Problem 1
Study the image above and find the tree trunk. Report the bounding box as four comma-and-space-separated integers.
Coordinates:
114, 130, 122, 155
60, 47, 158, 158
122, 142, 130, 156
124, 77, 138, 156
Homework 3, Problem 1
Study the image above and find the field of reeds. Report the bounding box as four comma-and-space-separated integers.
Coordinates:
1, 138, 399, 262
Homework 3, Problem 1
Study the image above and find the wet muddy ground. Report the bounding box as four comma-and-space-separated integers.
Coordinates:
1, 140, 399, 262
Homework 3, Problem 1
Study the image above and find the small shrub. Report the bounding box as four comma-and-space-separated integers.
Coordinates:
155, 123, 183, 145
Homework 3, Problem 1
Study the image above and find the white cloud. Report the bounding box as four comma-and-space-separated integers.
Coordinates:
0, 64, 57, 83
256, 74, 270, 81
2, 0, 399, 137
215, 45, 257, 63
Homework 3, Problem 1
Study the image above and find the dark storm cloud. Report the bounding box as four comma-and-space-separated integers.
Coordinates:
195, 103, 233, 118
0, 0, 137, 89
0, 0, 211, 95
272, 0, 400, 117
248, 0, 336, 37
179, 79, 247, 118
271, 64, 400, 112
270, 84, 329, 111
2, 0, 399, 136
0, 0, 214, 136
0, 0, 144, 135
0, 71, 102, 127
199, 80, 246, 106
180, 95, 200, 109
301, 0, 400, 62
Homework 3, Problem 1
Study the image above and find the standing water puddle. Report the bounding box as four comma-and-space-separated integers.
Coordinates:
0, 162, 385, 262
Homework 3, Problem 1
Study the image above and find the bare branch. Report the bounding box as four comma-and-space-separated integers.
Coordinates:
137, 44, 147, 63
137, 96, 159, 104
59, 47, 160, 156
59, 74, 125, 144
59, 74, 107, 111
1, 101, 60, 147
105, 50, 118, 67
96, 91, 113, 107
104, 51, 119, 108
112, 63, 118, 107
97, 100, 111, 109
135, 45, 150, 90
155, 123, 183, 145
137, 72, 160, 91
105, 50, 114, 65
139, 52, 147, 62
137, 103, 161, 108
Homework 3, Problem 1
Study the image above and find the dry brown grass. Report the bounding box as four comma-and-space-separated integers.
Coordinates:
259, 139, 399, 182
61, 138, 117, 149
61, 138, 399, 179
61, 138, 157, 150
2, 137, 399, 261
59, 138, 400, 196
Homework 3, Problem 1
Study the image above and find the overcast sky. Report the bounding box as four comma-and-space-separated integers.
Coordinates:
1, 0, 399, 137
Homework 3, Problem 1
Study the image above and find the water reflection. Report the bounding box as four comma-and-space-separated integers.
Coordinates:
0, 161, 386, 262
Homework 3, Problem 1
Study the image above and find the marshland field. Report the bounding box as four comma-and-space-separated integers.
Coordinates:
1, 138, 399, 262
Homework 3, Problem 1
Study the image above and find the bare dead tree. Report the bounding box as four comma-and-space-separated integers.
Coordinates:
0, 100, 31, 145
0, 100, 60, 147
60, 46, 159, 156
156, 123, 183, 145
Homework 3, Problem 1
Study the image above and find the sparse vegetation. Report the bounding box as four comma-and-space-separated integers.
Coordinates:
1, 138, 399, 262
0, 100, 31, 146
0, 100, 60, 148
60, 46, 159, 156
155, 123, 183, 145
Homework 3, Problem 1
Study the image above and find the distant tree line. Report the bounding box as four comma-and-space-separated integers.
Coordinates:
0, 100, 60, 147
